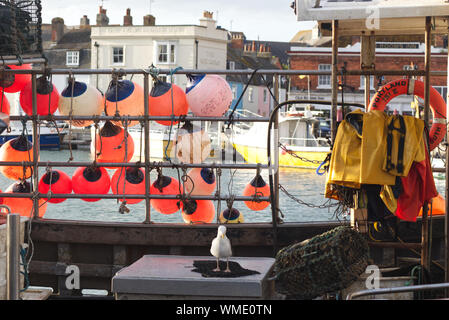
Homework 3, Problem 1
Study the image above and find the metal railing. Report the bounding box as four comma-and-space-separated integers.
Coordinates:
346, 282, 449, 300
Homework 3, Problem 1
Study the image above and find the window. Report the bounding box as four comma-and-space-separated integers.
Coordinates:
263, 89, 268, 103
359, 75, 375, 90
434, 86, 448, 103
228, 61, 235, 70
113, 47, 124, 65
156, 42, 176, 64
248, 88, 254, 102
318, 64, 331, 88
66, 51, 79, 66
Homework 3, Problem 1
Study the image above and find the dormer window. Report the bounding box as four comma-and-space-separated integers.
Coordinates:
66, 51, 79, 66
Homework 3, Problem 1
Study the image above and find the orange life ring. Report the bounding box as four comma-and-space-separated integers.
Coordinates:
368, 79, 447, 151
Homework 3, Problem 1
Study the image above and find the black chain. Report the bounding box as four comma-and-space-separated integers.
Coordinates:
279, 143, 324, 165
279, 184, 338, 209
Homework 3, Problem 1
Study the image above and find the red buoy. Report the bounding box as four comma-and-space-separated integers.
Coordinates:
3, 181, 47, 218
72, 166, 111, 202
105, 79, 144, 127
0, 64, 32, 93
242, 175, 270, 211
19, 76, 60, 116
111, 167, 146, 204
38, 169, 73, 204
180, 199, 215, 224
92, 121, 135, 169
150, 175, 181, 214
184, 167, 216, 196
149, 81, 189, 126
0, 135, 36, 180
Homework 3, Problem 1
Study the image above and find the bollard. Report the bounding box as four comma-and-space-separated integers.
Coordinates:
6, 213, 20, 300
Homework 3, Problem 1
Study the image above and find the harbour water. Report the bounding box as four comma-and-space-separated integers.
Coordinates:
0, 149, 445, 224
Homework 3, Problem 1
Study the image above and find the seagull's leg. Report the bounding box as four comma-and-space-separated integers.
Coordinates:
224, 258, 231, 273
213, 258, 220, 272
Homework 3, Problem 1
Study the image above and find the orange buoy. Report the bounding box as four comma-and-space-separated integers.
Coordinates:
150, 175, 181, 214
170, 122, 211, 163
58, 80, 104, 127
242, 175, 270, 211
0, 64, 32, 93
0, 135, 36, 180
19, 76, 60, 116
38, 169, 72, 204
92, 121, 135, 169
184, 167, 216, 195
149, 80, 189, 126
105, 79, 144, 127
219, 208, 244, 224
180, 199, 215, 224
419, 194, 446, 216
72, 166, 111, 202
111, 167, 145, 204
3, 181, 47, 218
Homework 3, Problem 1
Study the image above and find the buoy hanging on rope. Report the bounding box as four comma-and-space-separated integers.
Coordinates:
92, 121, 135, 169
38, 169, 73, 204
111, 167, 146, 204
219, 208, 244, 224
3, 180, 47, 218
170, 121, 211, 163
0, 135, 36, 180
0, 64, 32, 93
72, 166, 111, 202
105, 79, 144, 127
180, 199, 215, 224
183, 167, 216, 196
185, 74, 232, 117
150, 175, 181, 214
58, 80, 104, 127
149, 80, 189, 126
19, 76, 60, 116
242, 175, 270, 211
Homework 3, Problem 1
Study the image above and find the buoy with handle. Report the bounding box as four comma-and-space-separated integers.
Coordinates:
111, 167, 146, 204
3, 180, 47, 218
149, 80, 189, 126
0, 64, 31, 93
181, 199, 215, 224
150, 174, 181, 214
219, 207, 244, 224
19, 76, 60, 116
38, 169, 73, 204
419, 193, 445, 216
0, 134, 36, 180
242, 174, 270, 211
183, 167, 216, 196
72, 166, 111, 202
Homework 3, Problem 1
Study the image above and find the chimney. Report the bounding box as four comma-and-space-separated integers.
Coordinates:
230, 32, 245, 49
96, 6, 109, 26
80, 15, 90, 28
143, 14, 156, 26
199, 10, 216, 29
51, 17, 64, 43
123, 8, 133, 26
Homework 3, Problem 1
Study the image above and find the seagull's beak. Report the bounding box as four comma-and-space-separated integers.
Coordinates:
221, 234, 225, 239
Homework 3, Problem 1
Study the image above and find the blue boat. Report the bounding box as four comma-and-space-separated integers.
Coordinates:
0, 123, 67, 150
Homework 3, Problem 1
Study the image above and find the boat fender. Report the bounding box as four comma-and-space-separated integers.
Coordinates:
150, 175, 181, 214
38, 169, 73, 203
242, 175, 270, 211
111, 167, 145, 204
181, 199, 215, 224
72, 166, 111, 202
149, 80, 189, 126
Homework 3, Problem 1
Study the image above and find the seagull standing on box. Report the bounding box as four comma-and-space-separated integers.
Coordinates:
210, 225, 232, 272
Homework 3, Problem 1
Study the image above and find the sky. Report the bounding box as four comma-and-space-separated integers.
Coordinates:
40, 0, 316, 42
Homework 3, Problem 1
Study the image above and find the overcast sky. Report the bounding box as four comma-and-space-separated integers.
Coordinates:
40, 0, 315, 42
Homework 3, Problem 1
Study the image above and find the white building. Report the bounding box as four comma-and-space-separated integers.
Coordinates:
90, 9, 228, 92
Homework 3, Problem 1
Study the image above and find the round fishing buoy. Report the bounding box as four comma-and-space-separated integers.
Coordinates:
149, 81, 189, 126
72, 166, 111, 202
3, 181, 47, 218
180, 199, 215, 224
38, 170, 72, 204
105, 79, 144, 127
419, 194, 446, 216
58, 80, 103, 127
150, 175, 180, 214
111, 167, 145, 204
219, 207, 244, 224
0, 135, 35, 180
184, 167, 216, 196
0, 64, 32, 93
19, 76, 60, 116
185, 74, 232, 117
170, 122, 211, 163
242, 175, 270, 211
92, 121, 135, 168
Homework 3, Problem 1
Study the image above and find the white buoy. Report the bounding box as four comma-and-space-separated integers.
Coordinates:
210, 225, 232, 272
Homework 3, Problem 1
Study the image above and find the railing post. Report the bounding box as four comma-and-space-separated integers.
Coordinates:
143, 73, 151, 224
6, 213, 20, 300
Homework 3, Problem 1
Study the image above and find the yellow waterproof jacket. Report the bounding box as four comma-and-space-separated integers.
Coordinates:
326, 109, 425, 199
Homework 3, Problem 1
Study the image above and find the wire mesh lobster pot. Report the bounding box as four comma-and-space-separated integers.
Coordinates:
271, 226, 370, 299
0, 0, 42, 58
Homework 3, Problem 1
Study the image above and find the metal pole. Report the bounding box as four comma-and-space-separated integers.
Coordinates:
143, 73, 151, 224
6, 213, 20, 300
31, 74, 40, 219
445, 21, 449, 297
331, 20, 339, 141
421, 16, 432, 274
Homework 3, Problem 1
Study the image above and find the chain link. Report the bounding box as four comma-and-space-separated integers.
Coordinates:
279, 143, 324, 165
279, 184, 338, 209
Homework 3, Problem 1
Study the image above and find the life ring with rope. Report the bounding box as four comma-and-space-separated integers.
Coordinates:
368, 78, 447, 151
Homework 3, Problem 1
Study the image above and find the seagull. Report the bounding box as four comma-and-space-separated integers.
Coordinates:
210, 225, 232, 272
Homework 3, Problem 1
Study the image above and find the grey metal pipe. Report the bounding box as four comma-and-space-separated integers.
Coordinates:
346, 282, 449, 300
6, 212, 20, 300
8, 115, 270, 122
